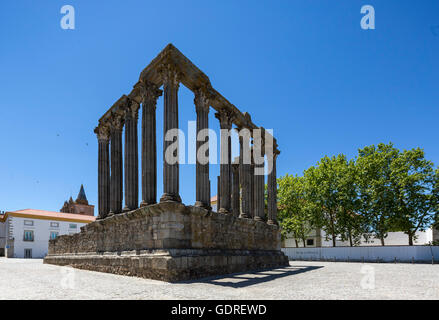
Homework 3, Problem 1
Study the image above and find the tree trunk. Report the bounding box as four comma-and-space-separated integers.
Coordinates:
302, 237, 307, 247
295, 239, 299, 248
348, 229, 353, 247
330, 213, 336, 247
380, 237, 385, 246
408, 233, 413, 246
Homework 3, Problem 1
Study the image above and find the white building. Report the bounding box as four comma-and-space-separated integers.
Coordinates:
0, 209, 95, 258
283, 227, 439, 248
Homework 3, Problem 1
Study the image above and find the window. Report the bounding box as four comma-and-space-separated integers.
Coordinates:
50, 222, 59, 228
69, 224, 77, 229
50, 232, 58, 240
24, 249, 32, 258
23, 230, 34, 241
306, 239, 314, 246
24, 220, 34, 226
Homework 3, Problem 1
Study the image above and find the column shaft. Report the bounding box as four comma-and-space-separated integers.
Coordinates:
109, 115, 123, 215
194, 90, 210, 208
160, 66, 181, 202
217, 175, 221, 211
232, 162, 240, 217
253, 161, 265, 221
239, 134, 251, 218
250, 163, 255, 218
215, 110, 233, 214
123, 101, 139, 211
95, 125, 110, 219
267, 153, 278, 225
140, 82, 162, 206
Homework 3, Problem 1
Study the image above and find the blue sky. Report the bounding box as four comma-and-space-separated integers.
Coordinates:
0, 0, 438, 213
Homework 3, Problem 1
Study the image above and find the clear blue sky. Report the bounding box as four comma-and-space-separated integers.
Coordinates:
0, 0, 438, 213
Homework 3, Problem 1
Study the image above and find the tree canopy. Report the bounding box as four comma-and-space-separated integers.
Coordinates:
277, 143, 438, 247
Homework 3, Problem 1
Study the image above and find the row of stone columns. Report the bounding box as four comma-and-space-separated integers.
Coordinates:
220, 139, 278, 224
95, 64, 278, 225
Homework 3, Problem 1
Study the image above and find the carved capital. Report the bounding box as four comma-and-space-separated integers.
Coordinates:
160, 63, 180, 89
124, 98, 140, 120
139, 80, 162, 106
215, 109, 234, 129
194, 88, 210, 114
94, 124, 110, 141
108, 112, 124, 132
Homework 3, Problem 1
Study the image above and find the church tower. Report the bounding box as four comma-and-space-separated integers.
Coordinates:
60, 185, 95, 216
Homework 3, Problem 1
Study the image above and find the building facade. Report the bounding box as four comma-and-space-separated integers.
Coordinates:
0, 209, 95, 258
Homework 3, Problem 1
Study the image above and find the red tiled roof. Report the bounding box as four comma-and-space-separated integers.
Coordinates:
0, 209, 96, 223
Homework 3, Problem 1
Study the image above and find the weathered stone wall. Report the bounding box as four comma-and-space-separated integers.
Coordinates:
49, 203, 281, 255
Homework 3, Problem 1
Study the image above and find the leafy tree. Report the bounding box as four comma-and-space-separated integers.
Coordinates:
391, 148, 438, 245
277, 175, 316, 247
303, 155, 356, 247
356, 143, 400, 246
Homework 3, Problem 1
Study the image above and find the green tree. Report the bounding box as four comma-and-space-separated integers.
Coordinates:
303, 154, 356, 247
356, 143, 400, 246
391, 148, 438, 245
277, 175, 316, 247
337, 159, 365, 246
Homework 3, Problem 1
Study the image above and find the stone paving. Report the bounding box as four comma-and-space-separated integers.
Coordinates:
1, 258, 438, 300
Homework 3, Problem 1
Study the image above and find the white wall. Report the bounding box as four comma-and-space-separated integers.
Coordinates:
284, 228, 435, 248
320, 229, 433, 247
8, 216, 88, 258
0, 218, 5, 252
282, 246, 439, 263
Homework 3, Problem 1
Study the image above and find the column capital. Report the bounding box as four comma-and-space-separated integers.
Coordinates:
139, 80, 162, 106
108, 112, 124, 132
160, 63, 180, 89
94, 124, 110, 141
124, 98, 140, 120
194, 88, 210, 114
215, 109, 234, 129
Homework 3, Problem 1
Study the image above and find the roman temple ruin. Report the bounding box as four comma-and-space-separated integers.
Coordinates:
44, 44, 288, 281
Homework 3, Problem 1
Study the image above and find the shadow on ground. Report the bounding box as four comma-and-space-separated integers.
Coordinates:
178, 265, 323, 288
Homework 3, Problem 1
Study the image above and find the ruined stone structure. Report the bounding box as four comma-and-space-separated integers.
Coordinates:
44, 44, 288, 281
60, 185, 94, 216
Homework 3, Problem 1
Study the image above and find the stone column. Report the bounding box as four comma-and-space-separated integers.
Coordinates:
194, 89, 210, 208
123, 99, 139, 212
160, 65, 181, 203
217, 175, 221, 211
215, 110, 233, 214
95, 124, 110, 219
253, 139, 266, 222
267, 152, 279, 225
250, 162, 255, 218
139, 81, 162, 207
239, 134, 251, 219
109, 113, 124, 215
231, 161, 240, 217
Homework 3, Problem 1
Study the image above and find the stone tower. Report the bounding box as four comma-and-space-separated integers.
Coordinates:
60, 185, 95, 216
